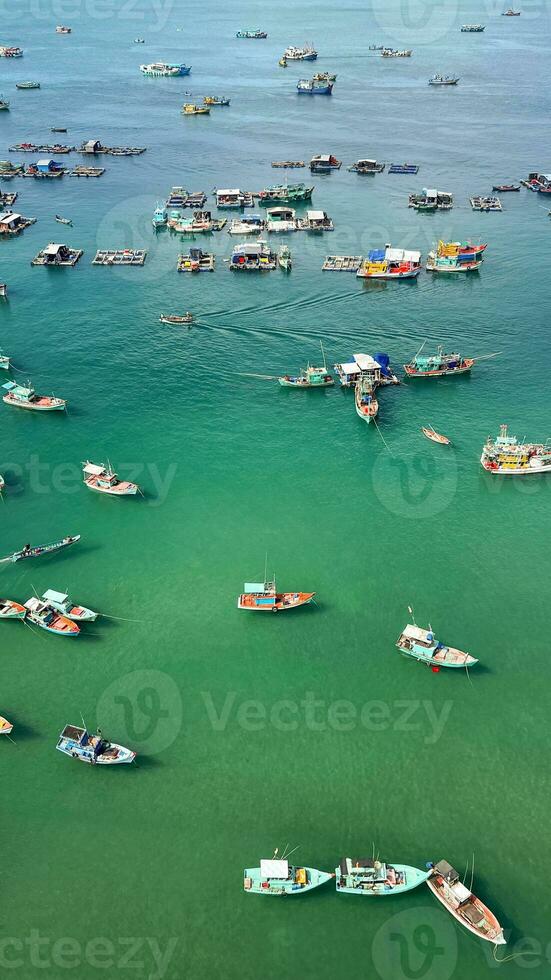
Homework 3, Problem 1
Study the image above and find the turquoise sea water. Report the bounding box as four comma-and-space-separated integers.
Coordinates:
1, 2, 551, 978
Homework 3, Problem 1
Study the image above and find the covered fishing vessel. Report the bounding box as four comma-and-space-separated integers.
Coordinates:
429, 74, 460, 85
309, 154, 341, 173
56, 25, 71, 33
215, 188, 253, 209
404, 346, 474, 377
354, 376, 379, 423
203, 96, 230, 106
228, 215, 265, 235
57, 725, 136, 764
357, 246, 421, 279
159, 312, 193, 324
0, 535, 80, 564
238, 579, 315, 611
334, 352, 398, 387
0, 47, 23, 57
396, 624, 479, 669
140, 62, 191, 76
336, 858, 430, 896
2, 380, 66, 411
297, 78, 333, 94
480, 425, 551, 475
298, 210, 333, 231
152, 203, 167, 228
278, 244, 292, 270
427, 861, 506, 945
461, 24, 485, 31
0, 716, 13, 735
0, 599, 26, 619
0, 351, 10, 369
244, 859, 332, 895
278, 345, 333, 387
283, 45, 318, 61
409, 188, 453, 211
230, 239, 277, 271
82, 461, 139, 496
24, 596, 80, 636
236, 29, 267, 38
257, 182, 313, 205
181, 103, 209, 115
41, 589, 98, 622
381, 48, 412, 57
266, 207, 298, 232
426, 240, 486, 272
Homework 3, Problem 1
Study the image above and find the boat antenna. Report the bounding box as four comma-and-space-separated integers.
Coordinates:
283, 844, 300, 860
469, 852, 475, 892
320, 340, 327, 370
408, 605, 416, 625
280, 843, 290, 860
264, 551, 268, 585
80, 711, 88, 731
462, 856, 469, 885
412, 339, 427, 360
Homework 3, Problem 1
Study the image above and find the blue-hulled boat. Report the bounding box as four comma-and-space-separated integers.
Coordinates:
297, 78, 333, 94
244, 858, 333, 895
336, 857, 430, 896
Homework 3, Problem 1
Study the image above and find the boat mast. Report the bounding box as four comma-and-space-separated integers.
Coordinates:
320, 340, 327, 371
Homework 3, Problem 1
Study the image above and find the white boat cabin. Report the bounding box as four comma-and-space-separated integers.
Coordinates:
260, 859, 289, 879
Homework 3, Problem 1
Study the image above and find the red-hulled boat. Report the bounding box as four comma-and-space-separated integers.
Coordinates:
238, 579, 315, 612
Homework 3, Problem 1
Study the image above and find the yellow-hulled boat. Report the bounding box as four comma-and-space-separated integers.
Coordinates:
181, 103, 210, 115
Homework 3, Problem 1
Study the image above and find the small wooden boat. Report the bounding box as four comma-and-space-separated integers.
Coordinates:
56, 25, 72, 33
56, 725, 136, 764
24, 596, 80, 636
238, 578, 315, 612
159, 313, 193, 325
82, 461, 139, 496
0, 535, 80, 564
16, 81, 40, 89
0, 351, 9, 368
2, 380, 66, 411
244, 858, 333, 895
41, 589, 98, 622
396, 623, 479, 669
502, 8, 521, 14
278, 244, 292, 271
0, 284, 7, 298
422, 426, 451, 445
51, 127, 67, 133
55, 214, 72, 225
427, 861, 506, 945
492, 184, 519, 192
336, 857, 430, 896
0, 97, 10, 111
0, 599, 26, 619
181, 103, 210, 115
0, 716, 13, 735
355, 377, 379, 422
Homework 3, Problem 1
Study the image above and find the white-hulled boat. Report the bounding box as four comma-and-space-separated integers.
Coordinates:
56, 725, 136, 764
41, 589, 98, 622
82, 461, 139, 496
2, 380, 66, 411
427, 861, 506, 945
0, 599, 26, 619
24, 596, 80, 636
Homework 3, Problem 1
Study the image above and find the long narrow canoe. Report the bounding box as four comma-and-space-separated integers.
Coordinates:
0, 534, 80, 564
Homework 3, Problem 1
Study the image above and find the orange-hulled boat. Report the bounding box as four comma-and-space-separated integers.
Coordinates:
238, 579, 315, 612
427, 860, 506, 945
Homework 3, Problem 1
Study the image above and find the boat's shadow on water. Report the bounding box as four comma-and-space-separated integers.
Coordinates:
6, 720, 40, 742
132, 753, 163, 770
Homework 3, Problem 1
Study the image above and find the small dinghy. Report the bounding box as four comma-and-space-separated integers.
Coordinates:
55, 214, 72, 225
159, 312, 193, 325
0, 535, 80, 564
41, 589, 98, 622
422, 426, 451, 445
24, 596, 80, 635
0, 716, 13, 735
57, 725, 136, 764
0, 599, 26, 619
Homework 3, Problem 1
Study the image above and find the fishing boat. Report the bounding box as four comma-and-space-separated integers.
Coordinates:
427, 861, 506, 945
492, 184, 520, 192
0, 351, 9, 369
181, 103, 210, 115
230, 239, 277, 271
297, 78, 333, 94
215, 188, 254, 209
0, 535, 80, 564
309, 154, 341, 173
228, 215, 265, 235
348, 159, 385, 174
404, 345, 474, 377
409, 189, 453, 211
0, 285, 7, 298
334, 353, 398, 387
56, 25, 72, 33
429, 74, 460, 86
238, 580, 315, 611
0, 717, 13, 735
0, 599, 26, 619
159, 312, 193, 325
41, 589, 98, 622
265, 207, 298, 232
381, 48, 412, 57
278, 244, 292, 271
283, 45, 318, 61
55, 214, 72, 225
203, 96, 230, 106
244, 859, 332, 895
236, 29, 267, 39
51, 127, 67, 133
461, 24, 485, 31
134, 38, 145, 43
426, 240, 486, 273
0, 47, 23, 58
396, 623, 479, 669
2, 380, 66, 411
502, 8, 521, 14
336, 858, 430, 896
82, 461, 139, 496
0, 97, 10, 111
480, 425, 551, 475
369, 44, 385, 50
152, 203, 167, 228
422, 426, 451, 445
56, 725, 136, 764
354, 377, 379, 423
312, 71, 337, 83
257, 182, 313, 205
24, 596, 80, 635
357, 245, 422, 280
16, 80, 40, 89
278, 343, 333, 387
140, 62, 191, 77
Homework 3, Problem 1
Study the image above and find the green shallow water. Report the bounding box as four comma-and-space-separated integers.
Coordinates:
1, 2, 551, 978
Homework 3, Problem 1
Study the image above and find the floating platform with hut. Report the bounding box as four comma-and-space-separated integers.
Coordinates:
70, 165, 105, 177
322, 255, 362, 271
32, 243, 83, 266
10, 143, 74, 153
177, 248, 215, 272
0, 210, 36, 235
23, 159, 66, 178
78, 139, 146, 156
92, 249, 147, 265
271, 161, 305, 168
298, 209, 334, 231
0, 190, 17, 206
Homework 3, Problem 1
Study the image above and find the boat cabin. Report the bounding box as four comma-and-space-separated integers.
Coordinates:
36, 158, 63, 174
40, 243, 73, 264
83, 462, 116, 487
338, 858, 394, 888
0, 211, 29, 234
409, 188, 453, 210
265, 206, 297, 231
351, 159, 385, 173
240, 582, 277, 608
301, 209, 333, 231
260, 859, 290, 879
81, 139, 103, 153
310, 154, 341, 172
2, 380, 35, 403
216, 188, 249, 208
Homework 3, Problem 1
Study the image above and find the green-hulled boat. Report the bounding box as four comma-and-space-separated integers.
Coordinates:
16, 81, 40, 90
278, 342, 333, 387
244, 858, 333, 895
258, 182, 313, 205
396, 622, 479, 669
336, 857, 430, 896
